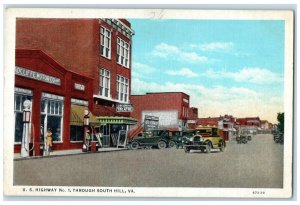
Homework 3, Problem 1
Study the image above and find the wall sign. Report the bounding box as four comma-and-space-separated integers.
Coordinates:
15, 66, 61, 85
42, 92, 64, 101
74, 83, 85, 91
71, 98, 88, 106
144, 115, 159, 131
183, 98, 189, 103
116, 103, 133, 112
15, 87, 33, 96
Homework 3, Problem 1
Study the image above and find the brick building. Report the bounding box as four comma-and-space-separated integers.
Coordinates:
14, 18, 136, 155
130, 92, 198, 136
236, 117, 261, 134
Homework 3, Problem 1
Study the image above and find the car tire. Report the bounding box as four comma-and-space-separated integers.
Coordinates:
184, 147, 190, 153
205, 142, 211, 153
130, 141, 139, 150
158, 141, 167, 149
168, 141, 176, 148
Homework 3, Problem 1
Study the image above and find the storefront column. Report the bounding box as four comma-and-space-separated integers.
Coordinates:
33, 90, 41, 156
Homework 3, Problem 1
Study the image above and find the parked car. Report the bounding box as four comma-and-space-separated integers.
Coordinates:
273, 132, 284, 144
183, 127, 226, 153
167, 129, 195, 148
237, 130, 252, 144
127, 129, 172, 150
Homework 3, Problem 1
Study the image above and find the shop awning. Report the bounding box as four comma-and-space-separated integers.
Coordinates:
70, 104, 97, 126
95, 116, 137, 125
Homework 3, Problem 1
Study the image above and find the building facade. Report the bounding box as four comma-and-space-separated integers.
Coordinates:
130, 92, 197, 136
237, 117, 261, 134
15, 18, 136, 155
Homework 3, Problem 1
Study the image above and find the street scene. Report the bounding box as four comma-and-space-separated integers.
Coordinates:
14, 133, 283, 188
12, 16, 286, 190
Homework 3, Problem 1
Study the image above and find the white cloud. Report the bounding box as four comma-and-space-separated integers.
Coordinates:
132, 62, 157, 74
190, 42, 234, 52
131, 78, 283, 123
152, 43, 208, 63
202, 67, 283, 84
132, 62, 158, 80
165, 68, 198, 78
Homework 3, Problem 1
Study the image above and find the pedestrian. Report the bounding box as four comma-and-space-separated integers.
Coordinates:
85, 130, 91, 151
46, 128, 53, 154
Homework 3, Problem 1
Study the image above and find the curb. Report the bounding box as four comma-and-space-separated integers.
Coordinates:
14, 148, 129, 161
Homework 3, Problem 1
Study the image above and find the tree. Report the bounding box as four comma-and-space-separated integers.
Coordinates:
277, 112, 284, 133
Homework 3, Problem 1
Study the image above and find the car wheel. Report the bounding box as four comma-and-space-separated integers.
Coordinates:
168, 141, 176, 148
158, 141, 167, 149
220, 142, 225, 152
205, 142, 211, 153
184, 147, 190, 153
130, 141, 139, 150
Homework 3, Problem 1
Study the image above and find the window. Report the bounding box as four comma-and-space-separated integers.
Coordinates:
116, 75, 129, 102
41, 97, 64, 142
117, 38, 130, 68
99, 69, 110, 98
100, 27, 111, 59
14, 94, 32, 143
70, 125, 84, 142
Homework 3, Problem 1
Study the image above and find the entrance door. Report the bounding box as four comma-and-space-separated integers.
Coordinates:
102, 125, 110, 147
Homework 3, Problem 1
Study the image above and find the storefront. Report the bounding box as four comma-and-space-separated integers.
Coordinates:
14, 49, 93, 155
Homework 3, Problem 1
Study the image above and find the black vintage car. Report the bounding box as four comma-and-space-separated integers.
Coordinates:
127, 129, 172, 149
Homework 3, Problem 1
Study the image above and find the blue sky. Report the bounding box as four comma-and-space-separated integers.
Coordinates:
130, 19, 284, 123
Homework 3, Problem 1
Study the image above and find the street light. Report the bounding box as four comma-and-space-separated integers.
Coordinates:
21, 100, 31, 157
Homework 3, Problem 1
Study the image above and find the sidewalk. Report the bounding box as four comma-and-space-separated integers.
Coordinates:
14, 147, 129, 160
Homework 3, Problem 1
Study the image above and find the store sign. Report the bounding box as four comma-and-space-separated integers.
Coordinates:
74, 83, 85, 91
71, 98, 88, 106
187, 120, 196, 124
183, 98, 189, 103
15, 66, 61, 85
116, 103, 133, 112
15, 87, 33, 96
42, 92, 64, 101
144, 115, 159, 131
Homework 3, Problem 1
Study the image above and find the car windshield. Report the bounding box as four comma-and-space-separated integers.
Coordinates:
150, 130, 166, 137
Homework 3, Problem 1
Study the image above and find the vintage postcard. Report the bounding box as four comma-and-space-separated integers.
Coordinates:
3, 8, 294, 198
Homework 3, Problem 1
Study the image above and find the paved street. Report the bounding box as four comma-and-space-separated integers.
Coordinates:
14, 134, 283, 188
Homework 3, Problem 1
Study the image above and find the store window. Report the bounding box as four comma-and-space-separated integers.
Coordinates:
117, 38, 130, 68
99, 69, 110, 98
116, 75, 129, 102
41, 93, 64, 142
100, 26, 111, 59
70, 126, 84, 142
14, 93, 32, 143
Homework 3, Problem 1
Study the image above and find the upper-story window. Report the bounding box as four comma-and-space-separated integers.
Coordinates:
100, 27, 111, 59
99, 69, 110, 98
117, 38, 130, 68
116, 75, 129, 102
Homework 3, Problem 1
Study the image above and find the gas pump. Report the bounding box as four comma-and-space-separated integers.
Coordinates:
21, 100, 32, 157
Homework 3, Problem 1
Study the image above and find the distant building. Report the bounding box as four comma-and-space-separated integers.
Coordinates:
130, 92, 198, 137
237, 117, 261, 134
197, 115, 236, 141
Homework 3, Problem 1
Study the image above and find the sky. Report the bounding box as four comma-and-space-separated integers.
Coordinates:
129, 19, 285, 123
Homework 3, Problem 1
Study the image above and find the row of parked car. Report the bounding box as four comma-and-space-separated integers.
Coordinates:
127, 126, 226, 154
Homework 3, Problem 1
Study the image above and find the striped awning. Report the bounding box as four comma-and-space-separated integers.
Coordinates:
95, 116, 137, 125
70, 104, 97, 126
